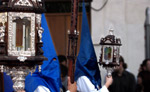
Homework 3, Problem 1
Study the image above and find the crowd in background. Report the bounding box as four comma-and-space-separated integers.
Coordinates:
58, 55, 150, 92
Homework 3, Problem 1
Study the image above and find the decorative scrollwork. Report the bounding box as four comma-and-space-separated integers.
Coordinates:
17, 56, 27, 62
0, 13, 7, 42
36, 14, 41, 26
0, 26, 5, 42
36, 14, 43, 42
14, 0, 33, 7
37, 27, 44, 42
0, 13, 7, 25
0, 65, 4, 72
2, 66, 37, 91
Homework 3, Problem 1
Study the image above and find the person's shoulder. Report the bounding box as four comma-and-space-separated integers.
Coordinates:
77, 76, 92, 85
77, 76, 96, 91
77, 76, 89, 81
138, 70, 149, 76
112, 71, 118, 76
125, 71, 135, 78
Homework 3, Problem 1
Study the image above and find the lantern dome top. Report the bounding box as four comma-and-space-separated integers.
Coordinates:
0, 0, 45, 13
100, 29, 122, 46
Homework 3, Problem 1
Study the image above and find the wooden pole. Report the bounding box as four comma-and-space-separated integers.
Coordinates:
67, 0, 79, 83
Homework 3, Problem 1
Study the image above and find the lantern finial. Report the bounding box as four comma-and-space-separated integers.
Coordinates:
108, 24, 114, 35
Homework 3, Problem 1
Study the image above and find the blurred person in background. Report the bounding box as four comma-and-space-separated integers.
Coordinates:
58, 55, 68, 67
136, 59, 150, 92
58, 55, 68, 92
108, 56, 136, 92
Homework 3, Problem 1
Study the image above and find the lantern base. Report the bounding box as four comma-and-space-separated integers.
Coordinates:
0, 65, 41, 92
106, 67, 113, 77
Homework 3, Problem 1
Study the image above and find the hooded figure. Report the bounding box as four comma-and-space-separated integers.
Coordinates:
74, 1, 101, 91
74, 2, 112, 92
25, 14, 61, 92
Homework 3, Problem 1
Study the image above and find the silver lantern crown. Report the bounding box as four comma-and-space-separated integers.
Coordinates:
99, 28, 122, 76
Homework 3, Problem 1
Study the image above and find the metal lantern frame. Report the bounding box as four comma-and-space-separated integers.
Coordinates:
0, 0, 47, 91
99, 30, 122, 76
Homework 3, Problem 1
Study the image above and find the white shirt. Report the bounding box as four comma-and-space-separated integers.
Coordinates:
34, 86, 63, 92
34, 76, 109, 92
77, 76, 109, 92
34, 85, 51, 92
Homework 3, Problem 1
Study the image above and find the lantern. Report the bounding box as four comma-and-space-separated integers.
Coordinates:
99, 28, 121, 76
0, 0, 47, 91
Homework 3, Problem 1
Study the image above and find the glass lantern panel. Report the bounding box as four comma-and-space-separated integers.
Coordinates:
115, 46, 120, 64
12, 17, 31, 51
102, 45, 113, 64
8, 12, 35, 56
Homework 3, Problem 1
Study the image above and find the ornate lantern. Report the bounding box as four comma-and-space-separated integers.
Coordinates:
99, 29, 122, 76
0, 0, 46, 91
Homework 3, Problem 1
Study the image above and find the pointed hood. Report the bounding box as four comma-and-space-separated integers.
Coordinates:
25, 14, 61, 92
75, 2, 101, 88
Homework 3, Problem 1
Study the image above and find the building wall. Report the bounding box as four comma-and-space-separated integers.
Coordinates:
91, 0, 150, 84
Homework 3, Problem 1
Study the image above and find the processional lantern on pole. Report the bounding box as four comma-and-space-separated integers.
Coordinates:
0, 0, 47, 91
99, 28, 122, 76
